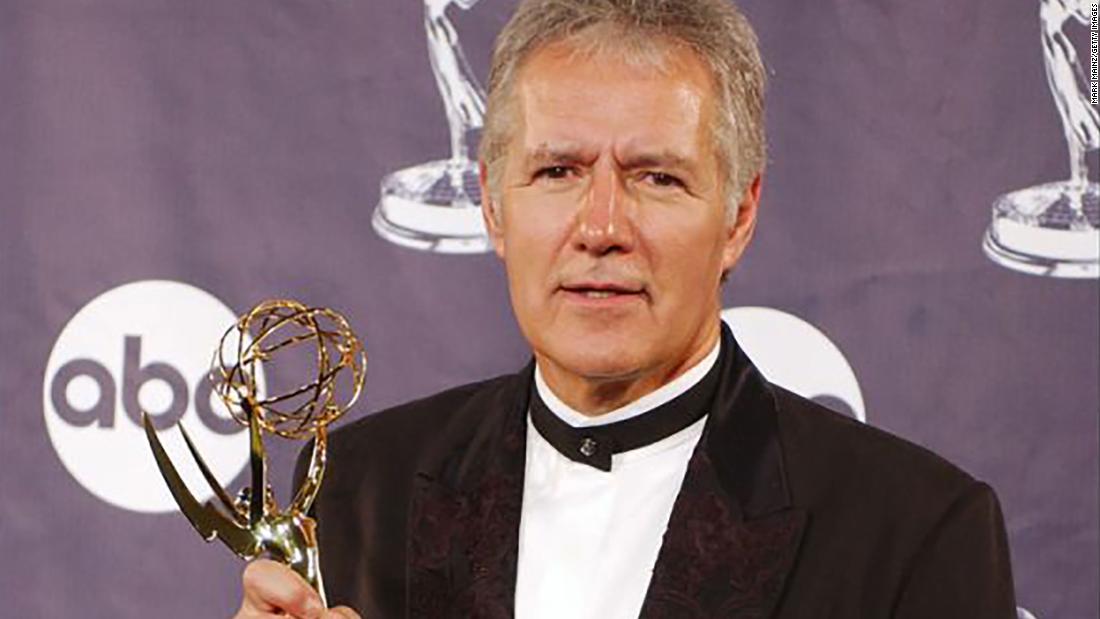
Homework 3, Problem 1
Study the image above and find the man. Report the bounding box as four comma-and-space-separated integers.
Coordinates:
236, 0, 1017, 617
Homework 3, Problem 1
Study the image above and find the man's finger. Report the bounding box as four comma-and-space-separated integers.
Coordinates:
240, 559, 325, 618
323, 607, 362, 619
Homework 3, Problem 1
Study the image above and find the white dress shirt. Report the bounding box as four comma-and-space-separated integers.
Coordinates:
514, 341, 721, 619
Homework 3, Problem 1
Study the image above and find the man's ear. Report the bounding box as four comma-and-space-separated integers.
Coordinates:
479, 160, 506, 258
720, 173, 762, 275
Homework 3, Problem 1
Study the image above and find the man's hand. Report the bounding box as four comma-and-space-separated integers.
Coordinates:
234, 559, 361, 619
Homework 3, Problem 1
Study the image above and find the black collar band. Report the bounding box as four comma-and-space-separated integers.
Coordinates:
529, 341, 724, 472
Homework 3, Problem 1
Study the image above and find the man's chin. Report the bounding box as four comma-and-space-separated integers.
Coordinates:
530, 321, 658, 380
550, 350, 648, 383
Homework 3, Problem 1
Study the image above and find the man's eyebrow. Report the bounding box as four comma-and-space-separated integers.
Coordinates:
523, 145, 589, 166
619, 150, 694, 170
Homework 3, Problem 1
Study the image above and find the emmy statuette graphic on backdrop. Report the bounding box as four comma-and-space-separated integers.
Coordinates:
143, 299, 366, 605
984, 0, 1099, 278
373, 0, 491, 253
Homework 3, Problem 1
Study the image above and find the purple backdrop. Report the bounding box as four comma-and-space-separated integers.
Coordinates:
1, 0, 1096, 617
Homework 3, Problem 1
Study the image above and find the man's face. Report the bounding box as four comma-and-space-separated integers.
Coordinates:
482, 40, 760, 401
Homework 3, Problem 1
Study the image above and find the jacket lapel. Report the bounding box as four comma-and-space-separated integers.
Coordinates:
406, 365, 532, 618
640, 453, 806, 618
641, 325, 807, 618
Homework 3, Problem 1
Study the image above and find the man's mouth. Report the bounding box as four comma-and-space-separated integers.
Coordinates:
578, 290, 619, 299
559, 282, 646, 302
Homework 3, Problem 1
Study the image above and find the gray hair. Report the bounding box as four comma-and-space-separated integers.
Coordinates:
479, 0, 767, 218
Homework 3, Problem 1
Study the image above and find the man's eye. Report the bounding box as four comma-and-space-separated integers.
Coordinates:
644, 172, 684, 188
534, 166, 574, 180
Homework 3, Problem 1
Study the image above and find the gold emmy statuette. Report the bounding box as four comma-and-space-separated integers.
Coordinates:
143, 299, 366, 605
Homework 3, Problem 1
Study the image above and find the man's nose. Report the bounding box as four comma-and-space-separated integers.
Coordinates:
574, 164, 635, 255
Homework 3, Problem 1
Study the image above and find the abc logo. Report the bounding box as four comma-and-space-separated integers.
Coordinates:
722, 307, 866, 422
43, 280, 263, 513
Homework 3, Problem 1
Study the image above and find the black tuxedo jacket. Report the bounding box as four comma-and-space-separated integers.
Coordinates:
300, 327, 1016, 617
